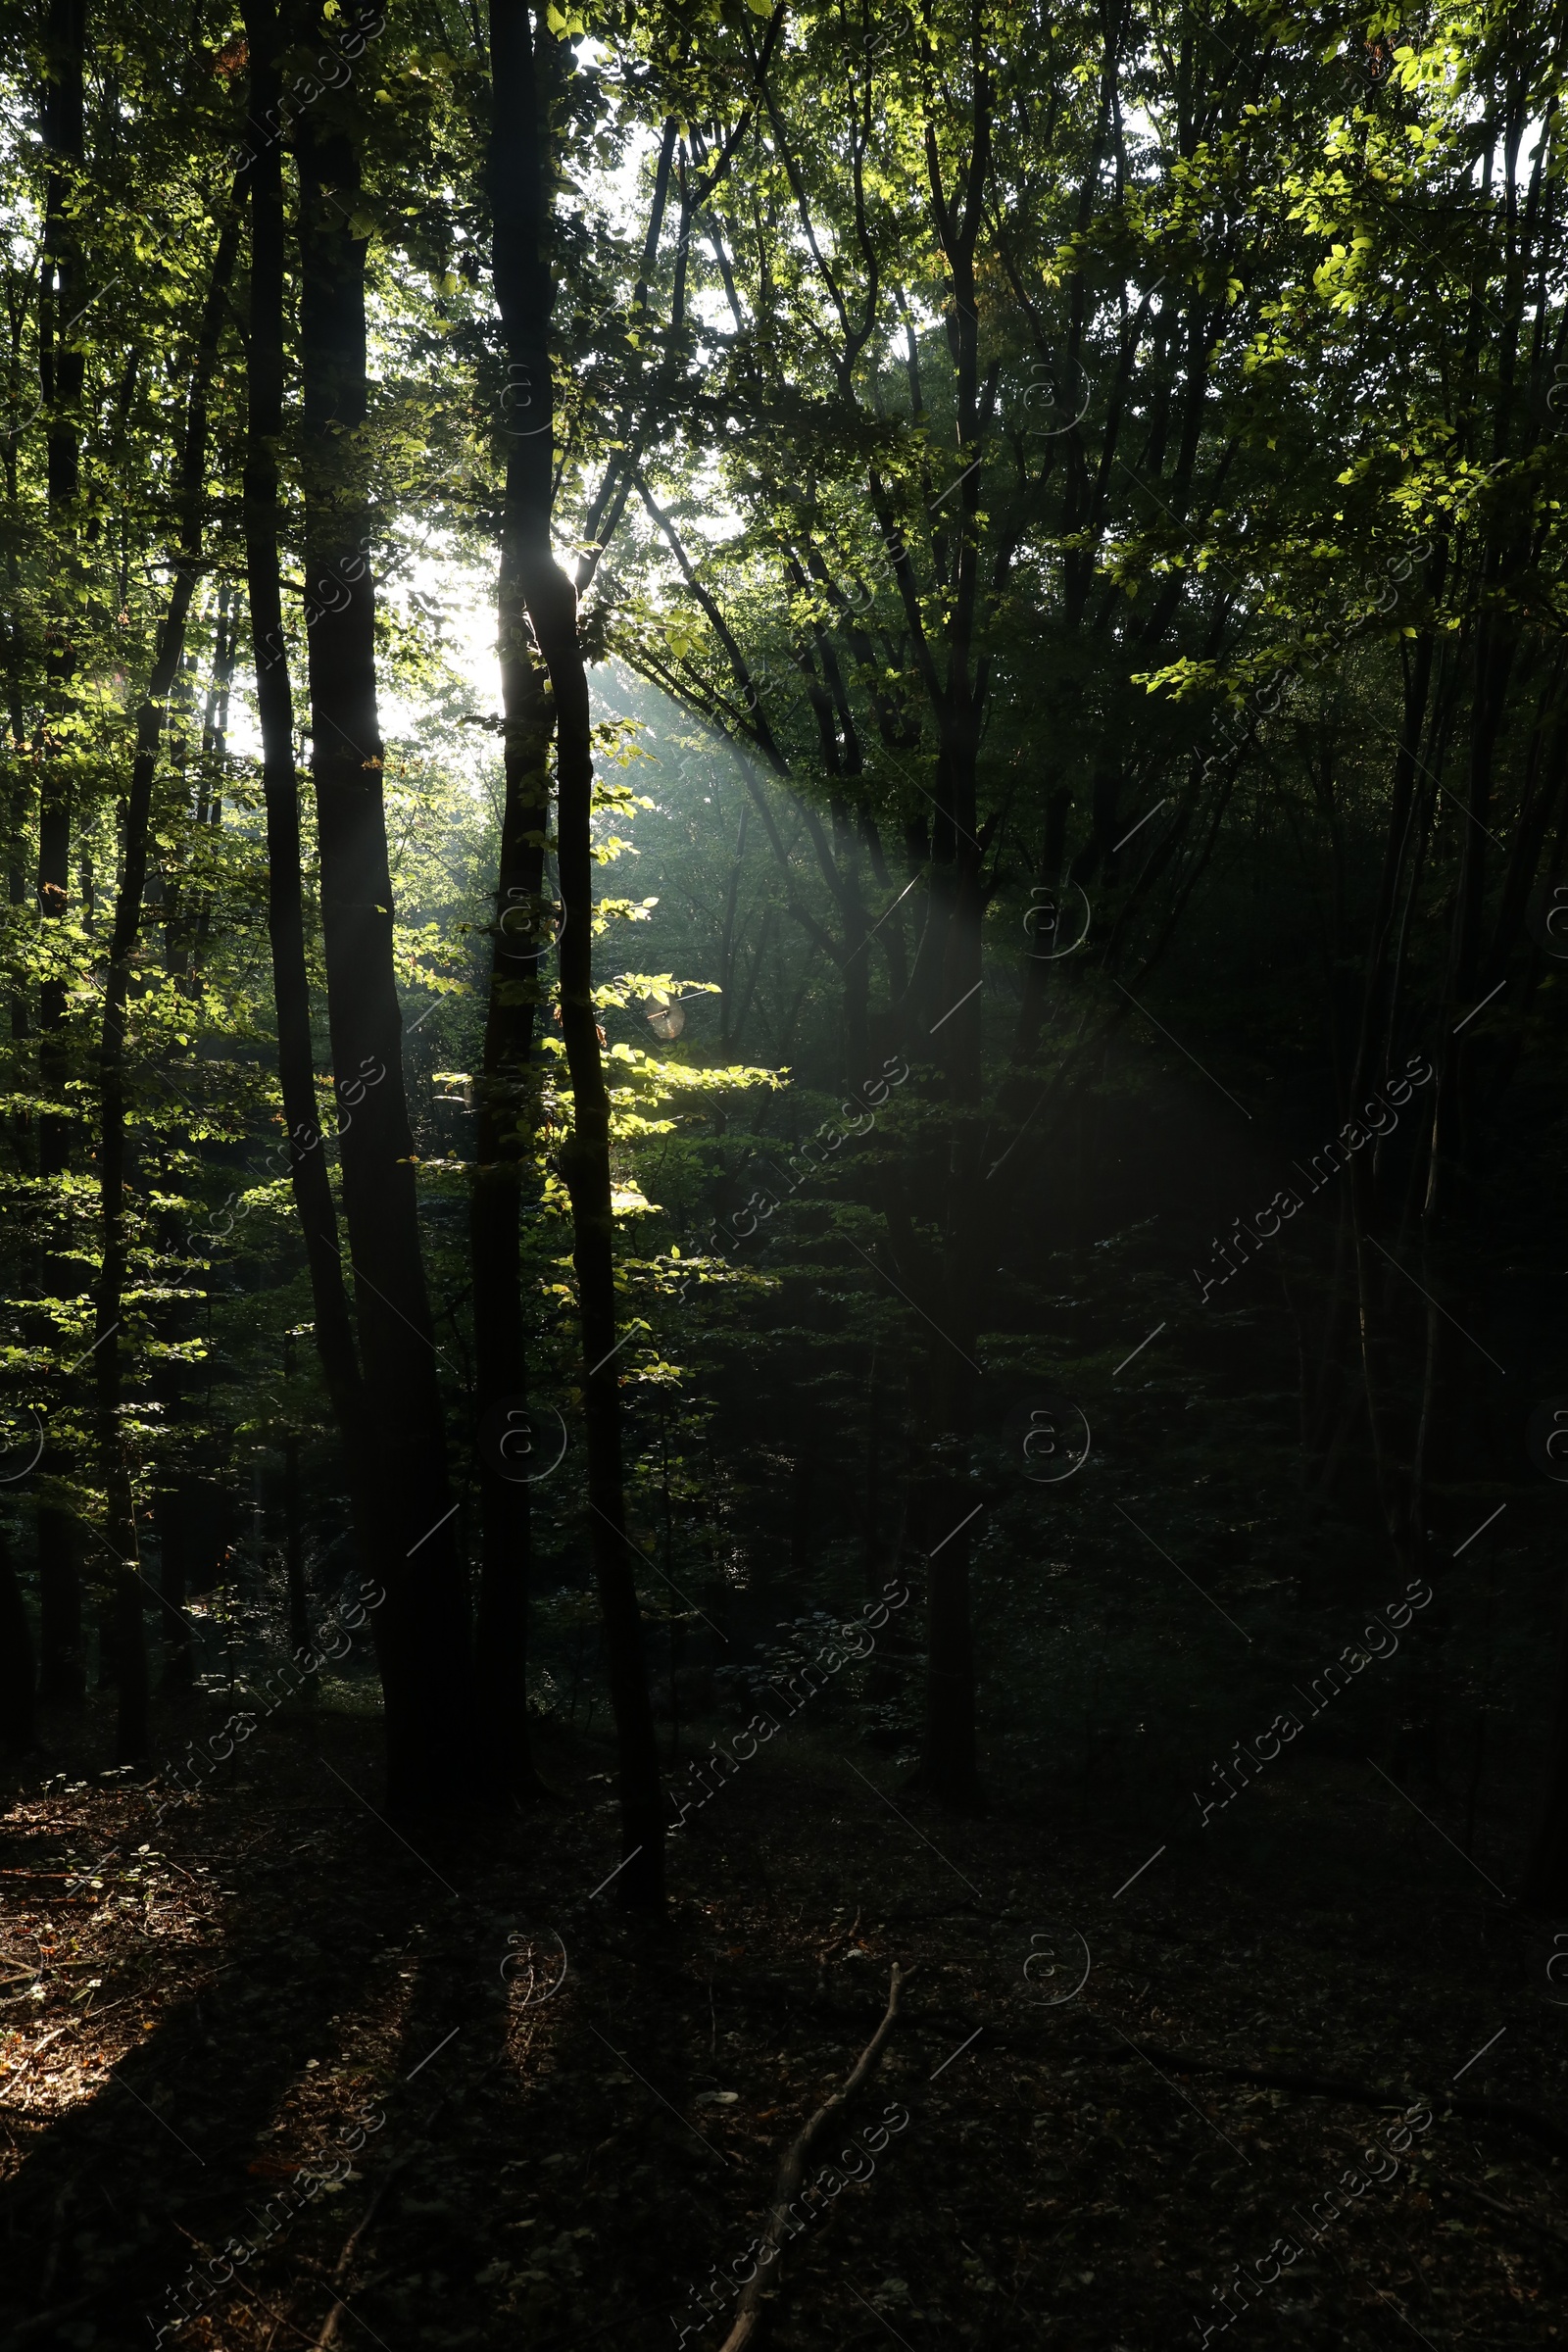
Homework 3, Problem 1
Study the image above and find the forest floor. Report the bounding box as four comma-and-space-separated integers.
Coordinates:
1, 1689, 1567, 2352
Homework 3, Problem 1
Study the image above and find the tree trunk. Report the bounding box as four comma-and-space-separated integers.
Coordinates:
862, 1353, 883, 1598
470, 573, 552, 1798
789, 1446, 814, 1583
34, 0, 88, 1702
37, 1512, 83, 1703
94, 200, 242, 1768
279, 1329, 313, 1671
241, 0, 377, 1624
155, 1483, 194, 1696
489, 0, 663, 1904
915, 726, 985, 1808
36, 0, 84, 1175
0, 1530, 36, 1757
1520, 1566, 1568, 1911
296, 42, 474, 1814
280, 1437, 309, 1661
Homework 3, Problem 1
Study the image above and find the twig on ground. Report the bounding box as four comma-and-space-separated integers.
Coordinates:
717, 1961, 906, 2352
309, 2072, 481, 2350
310, 2173, 401, 2352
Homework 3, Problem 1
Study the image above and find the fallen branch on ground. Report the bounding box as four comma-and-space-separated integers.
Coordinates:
716, 1962, 906, 2352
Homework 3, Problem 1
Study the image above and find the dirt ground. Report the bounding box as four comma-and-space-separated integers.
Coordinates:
2, 1688, 1566, 2352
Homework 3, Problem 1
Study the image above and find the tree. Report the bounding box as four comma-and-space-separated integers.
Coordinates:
33, 0, 88, 1708
240, 0, 374, 1651
295, 0, 475, 1814
488, 0, 664, 1902
94, 186, 242, 1766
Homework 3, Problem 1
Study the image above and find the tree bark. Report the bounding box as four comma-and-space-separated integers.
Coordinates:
282, 1434, 310, 1665
241, 0, 376, 1618
489, 0, 663, 1903
470, 579, 552, 1798
37, 1512, 83, 1704
916, 726, 985, 1808
93, 199, 242, 1767
1520, 1563, 1568, 1910
0, 1529, 36, 1757
37, 0, 82, 1173
34, 0, 88, 1703
154, 1483, 194, 1696
296, 24, 474, 1814
902, 87, 992, 1808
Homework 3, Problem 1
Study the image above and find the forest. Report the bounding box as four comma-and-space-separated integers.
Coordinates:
2, 0, 1568, 2344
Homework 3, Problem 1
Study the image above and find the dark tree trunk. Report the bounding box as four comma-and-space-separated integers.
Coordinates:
37, 0, 82, 1175
155, 1484, 194, 1696
37, 1511, 83, 1703
94, 1584, 117, 1691
40, 0, 85, 517
789, 1446, 814, 1583
1520, 1567, 1568, 1911
1004, 786, 1074, 1084
0, 1531, 36, 1757
915, 732, 985, 1809
282, 1435, 311, 1666
470, 588, 552, 1798
180, 580, 237, 977
862, 1354, 883, 1598
489, 0, 663, 1905
35, 0, 88, 1690
241, 0, 376, 1611
296, 35, 474, 1814
865, 81, 994, 1811
94, 202, 242, 1769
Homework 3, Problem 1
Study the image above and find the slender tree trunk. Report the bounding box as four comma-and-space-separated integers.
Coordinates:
862, 1352, 883, 1598
1004, 786, 1074, 1083
184, 581, 237, 976
282, 1437, 311, 1663
839, 817, 870, 1080
296, 34, 474, 1814
916, 727, 985, 1807
37, 0, 81, 1176
660, 1401, 679, 1759
94, 1584, 116, 1691
6, 782, 29, 1088
789, 1445, 814, 1583
0, 1530, 36, 1756
883, 87, 994, 1807
470, 571, 552, 1797
241, 0, 377, 1617
155, 1484, 194, 1695
94, 202, 243, 1767
717, 804, 748, 1054
1520, 1566, 1568, 1911
489, 0, 663, 1904
37, 1514, 83, 1702
35, 0, 88, 1699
